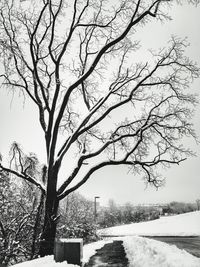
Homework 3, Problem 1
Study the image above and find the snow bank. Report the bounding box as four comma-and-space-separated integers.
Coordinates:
12, 255, 77, 267
99, 211, 200, 237
122, 236, 200, 267
83, 239, 112, 263
11, 240, 112, 267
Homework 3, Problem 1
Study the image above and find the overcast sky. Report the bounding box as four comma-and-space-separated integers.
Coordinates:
0, 2, 200, 206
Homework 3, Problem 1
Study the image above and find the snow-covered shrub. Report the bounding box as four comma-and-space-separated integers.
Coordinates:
0, 171, 44, 265
57, 192, 98, 243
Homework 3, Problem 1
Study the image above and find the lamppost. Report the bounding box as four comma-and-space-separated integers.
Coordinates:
94, 196, 100, 221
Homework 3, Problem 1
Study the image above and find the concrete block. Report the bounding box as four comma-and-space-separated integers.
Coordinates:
54, 238, 83, 266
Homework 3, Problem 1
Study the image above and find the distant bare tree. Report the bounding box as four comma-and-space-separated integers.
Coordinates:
0, 0, 199, 256
196, 199, 200, 210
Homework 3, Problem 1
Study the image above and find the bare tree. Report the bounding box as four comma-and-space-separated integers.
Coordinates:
0, 0, 199, 256
196, 199, 200, 210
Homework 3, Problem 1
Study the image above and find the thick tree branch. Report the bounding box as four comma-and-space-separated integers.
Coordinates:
0, 164, 46, 194
50, 2, 166, 162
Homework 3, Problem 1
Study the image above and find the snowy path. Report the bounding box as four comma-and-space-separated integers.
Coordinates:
84, 240, 128, 267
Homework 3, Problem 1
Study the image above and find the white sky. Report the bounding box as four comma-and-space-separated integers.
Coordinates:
0, 2, 200, 206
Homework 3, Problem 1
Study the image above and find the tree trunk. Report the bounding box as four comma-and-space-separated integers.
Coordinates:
30, 191, 45, 259
39, 167, 60, 256
39, 197, 59, 256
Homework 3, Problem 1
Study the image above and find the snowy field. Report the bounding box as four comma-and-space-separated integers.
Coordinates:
12, 211, 200, 267
98, 211, 200, 237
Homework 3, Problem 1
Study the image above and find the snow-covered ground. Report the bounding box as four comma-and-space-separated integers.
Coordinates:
98, 211, 200, 237
123, 236, 200, 267
11, 256, 77, 267
12, 211, 200, 267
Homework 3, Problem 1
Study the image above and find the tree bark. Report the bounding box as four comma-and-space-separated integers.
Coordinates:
39, 198, 59, 256
39, 168, 59, 256
30, 191, 45, 259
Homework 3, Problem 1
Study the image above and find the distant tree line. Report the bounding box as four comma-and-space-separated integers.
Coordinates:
98, 200, 199, 228
58, 196, 199, 232
162, 201, 197, 215
97, 199, 160, 228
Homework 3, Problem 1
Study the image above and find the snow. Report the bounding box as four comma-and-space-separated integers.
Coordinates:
98, 211, 200, 237
11, 240, 112, 267
11, 256, 78, 267
12, 237, 200, 267
122, 236, 200, 267
58, 238, 83, 243
83, 239, 112, 263
12, 211, 200, 267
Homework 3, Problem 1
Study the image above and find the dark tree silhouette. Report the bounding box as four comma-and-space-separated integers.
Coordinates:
0, 0, 199, 256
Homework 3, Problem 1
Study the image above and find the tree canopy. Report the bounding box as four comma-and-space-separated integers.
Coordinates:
0, 0, 199, 195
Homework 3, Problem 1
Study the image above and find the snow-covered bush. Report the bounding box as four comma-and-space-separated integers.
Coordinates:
0, 168, 44, 265
57, 192, 98, 243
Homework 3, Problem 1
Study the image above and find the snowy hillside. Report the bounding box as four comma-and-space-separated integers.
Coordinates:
98, 211, 200, 237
